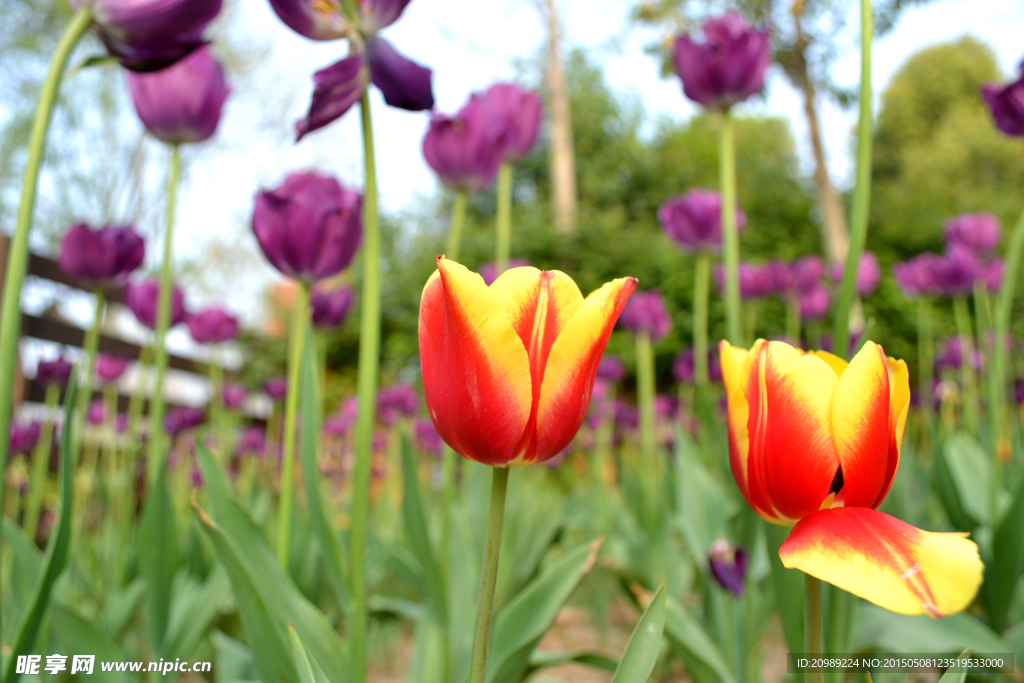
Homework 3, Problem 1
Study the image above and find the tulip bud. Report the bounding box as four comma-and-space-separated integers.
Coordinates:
86, 400, 106, 425
659, 189, 745, 254
310, 287, 355, 330
422, 100, 506, 194
892, 253, 943, 298
128, 45, 229, 144
126, 279, 187, 330
37, 357, 73, 388
236, 426, 267, 459
187, 307, 238, 344
708, 539, 748, 596
164, 406, 205, 436
8, 421, 41, 456
673, 13, 770, 111
96, 354, 129, 383
57, 223, 145, 289
618, 290, 672, 341
798, 284, 831, 322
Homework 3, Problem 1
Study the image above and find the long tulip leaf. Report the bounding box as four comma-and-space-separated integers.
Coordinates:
851, 603, 1011, 654
941, 433, 990, 527
664, 597, 737, 683
51, 602, 132, 683
611, 585, 666, 683
400, 430, 447, 624
936, 649, 971, 683
674, 428, 732, 569
164, 563, 230, 660
5, 375, 77, 683
288, 622, 332, 683
984, 472, 1024, 632
139, 453, 180, 656
526, 650, 618, 674
763, 520, 804, 657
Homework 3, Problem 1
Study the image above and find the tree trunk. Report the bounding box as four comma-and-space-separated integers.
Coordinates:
543, 0, 577, 235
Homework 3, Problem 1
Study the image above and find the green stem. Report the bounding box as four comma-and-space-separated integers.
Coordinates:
953, 296, 978, 432
693, 252, 710, 388
636, 331, 656, 464
917, 298, 934, 419
72, 289, 104, 456
786, 297, 801, 346
25, 383, 60, 541
349, 90, 382, 683
209, 357, 224, 456
832, 0, 873, 358
468, 466, 510, 683
804, 574, 823, 683
447, 191, 468, 262
718, 111, 742, 346
495, 162, 512, 274
276, 282, 309, 569
146, 143, 181, 483
0, 6, 93, 523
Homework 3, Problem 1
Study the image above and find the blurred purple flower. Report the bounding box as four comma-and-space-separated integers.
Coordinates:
596, 355, 626, 383
672, 13, 770, 110
164, 406, 205, 437
982, 62, 1024, 138
473, 83, 542, 163
187, 307, 238, 344
414, 419, 443, 457
478, 259, 531, 286
714, 262, 771, 298
798, 284, 831, 322
36, 357, 72, 387
235, 427, 266, 458
422, 98, 505, 194
1015, 378, 1024, 404
223, 382, 247, 409
658, 189, 745, 254
892, 252, 943, 298
936, 337, 984, 372
190, 465, 204, 487
324, 397, 359, 436
128, 46, 229, 144
708, 539, 748, 596
57, 223, 145, 289
116, 414, 129, 433
96, 354, 129, 383
264, 377, 288, 401
655, 394, 678, 419
765, 259, 796, 296
614, 399, 639, 430
619, 290, 672, 341
935, 245, 984, 297
126, 279, 187, 330
944, 212, 1002, 254
311, 286, 355, 330
252, 171, 363, 283
831, 251, 881, 297
9, 421, 40, 456
673, 348, 721, 383
792, 255, 825, 292
984, 259, 1004, 294
376, 383, 418, 425
86, 400, 106, 425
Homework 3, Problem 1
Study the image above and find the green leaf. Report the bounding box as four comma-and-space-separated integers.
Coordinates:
763, 519, 803, 656
164, 564, 230, 659
299, 327, 350, 615
3, 518, 43, 620
139, 458, 180, 655
101, 578, 146, 640
936, 648, 971, 683
663, 597, 737, 683
851, 603, 1011, 654
51, 602, 132, 683
984, 472, 1024, 631
526, 650, 618, 674
938, 433, 990, 528
486, 538, 602, 683
195, 441, 349, 683
674, 428, 732, 568
406, 617, 445, 683
288, 623, 332, 683
611, 585, 666, 683
400, 430, 447, 624
5, 375, 77, 683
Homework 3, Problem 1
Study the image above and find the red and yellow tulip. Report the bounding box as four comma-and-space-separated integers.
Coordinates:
720, 338, 982, 617
419, 257, 636, 467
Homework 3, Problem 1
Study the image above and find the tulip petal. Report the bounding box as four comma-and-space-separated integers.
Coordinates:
720, 340, 755, 501
366, 37, 434, 112
296, 54, 367, 141
533, 277, 637, 464
830, 342, 890, 508
360, 0, 413, 33
746, 341, 839, 524
874, 357, 910, 508
418, 258, 532, 466
780, 507, 983, 617
813, 350, 848, 377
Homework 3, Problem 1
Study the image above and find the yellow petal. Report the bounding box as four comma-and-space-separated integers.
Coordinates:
813, 350, 848, 377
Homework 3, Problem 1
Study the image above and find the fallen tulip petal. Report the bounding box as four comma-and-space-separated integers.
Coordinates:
780, 507, 983, 617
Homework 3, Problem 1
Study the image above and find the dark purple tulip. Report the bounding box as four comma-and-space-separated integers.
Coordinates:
892, 253, 943, 298
422, 99, 505, 194
414, 419, 443, 457
673, 13, 771, 111
36, 357, 72, 387
57, 223, 145, 289
126, 279, 187, 330
619, 290, 673, 341
982, 63, 1024, 138
708, 539, 748, 596
799, 284, 831, 322
935, 245, 984, 297
164, 406, 205, 437
236, 426, 266, 458
96, 354, 129, 383
264, 377, 288, 402
831, 252, 881, 297
792, 255, 825, 293
765, 259, 796, 296
659, 190, 746, 254
86, 400, 106, 425
944, 213, 1001, 254
596, 355, 626, 383
714, 262, 771, 299
252, 171, 363, 283
187, 307, 238, 344
474, 83, 542, 163
295, 55, 367, 141
366, 37, 434, 111
83, 0, 223, 72
9, 421, 40, 456
222, 382, 247, 409
310, 286, 355, 330
478, 259, 532, 286
376, 383, 419, 425
936, 337, 985, 372
267, 0, 411, 40
128, 46, 229, 145
673, 348, 695, 383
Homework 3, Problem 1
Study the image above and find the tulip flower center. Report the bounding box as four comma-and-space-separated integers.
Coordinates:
829, 467, 844, 495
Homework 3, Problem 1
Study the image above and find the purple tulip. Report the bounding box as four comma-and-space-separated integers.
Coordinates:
673, 13, 771, 111
982, 62, 1024, 138
310, 286, 355, 330
268, 0, 410, 40
614, 399, 639, 430
86, 400, 106, 426
659, 190, 746, 254
655, 394, 678, 419
936, 337, 984, 372
83, 0, 223, 72
324, 397, 359, 437
422, 99, 506, 194
714, 262, 771, 299
414, 419, 443, 457
36, 357, 72, 387
619, 290, 673, 341
117, 414, 129, 433
126, 279, 187, 330
128, 46, 229, 145
222, 382, 247, 409
708, 539, 748, 596
96, 354, 129, 383
935, 245, 984, 297
164, 406, 205, 437
236, 426, 266, 458
672, 348, 721, 384
831, 252, 881, 297
596, 355, 626, 383
264, 377, 288, 402
984, 259, 1004, 294
765, 259, 797, 296
892, 253, 943, 298
792, 255, 825, 293
57, 223, 145, 289
473, 83, 542, 163
9, 422, 41, 456
943, 213, 1001, 254
376, 383, 419, 425
252, 171, 363, 283
478, 259, 532, 286
799, 284, 831, 322
187, 307, 238, 344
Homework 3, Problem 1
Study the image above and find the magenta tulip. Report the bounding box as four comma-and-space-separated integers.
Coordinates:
659, 189, 745, 253
96, 354, 129, 382
943, 212, 1001, 254
310, 287, 355, 330
619, 290, 672, 341
57, 223, 144, 289
126, 279, 187, 329
422, 99, 506, 194
831, 251, 881, 296
673, 13, 771, 110
982, 61, 1024, 138
187, 307, 238, 344
473, 83, 542, 163
36, 357, 72, 387
223, 382, 247, 409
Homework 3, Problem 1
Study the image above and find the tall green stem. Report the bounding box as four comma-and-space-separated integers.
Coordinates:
636, 331, 656, 464
804, 574, 823, 683
468, 466, 510, 683
0, 6, 93, 510
718, 111, 742, 346
495, 162, 512, 274
72, 289, 104, 454
25, 383, 60, 541
349, 90, 382, 683
447, 191, 468, 262
953, 296, 978, 432
146, 144, 181, 483
917, 298, 934, 419
275, 282, 309, 568
832, 0, 873, 358
693, 253, 710, 388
